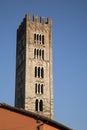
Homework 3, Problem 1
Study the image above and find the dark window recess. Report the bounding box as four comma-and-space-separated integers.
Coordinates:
41, 67, 44, 78
40, 35, 41, 44
37, 49, 39, 59
34, 34, 44, 45
39, 100, 43, 111
38, 67, 40, 78
35, 99, 43, 111
35, 67, 37, 77
41, 84, 43, 94
37, 34, 39, 41
38, 84, 40, 93
34, 49, 36, 58
34, 34, 36, 41
35, 84, 37, 93
42, 50, 44, 60
40, 50, 41, 57
42, 35, 44, 45
35, 67, 44, 78
35, 99, 38, 111
34, 49, 44, 60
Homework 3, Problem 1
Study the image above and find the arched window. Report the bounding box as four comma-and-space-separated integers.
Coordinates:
37, 34, 39, 41
34, 49, 36, 58
39, 100, 43, 111
40, 34, 41, 41
40, 35, 41, 44
35, 83, 44, 94
42, 35, 44, 45
38, 84, 40, 93
35, 83, 37, 93
35, 67, 44, 78
40, 49, 41, 56
39, 49, 41, 60
34, 34, 36, 41
38, 67, 40, 78
41, 84, 43, 94
35, 67, 37, 77
42, 50, 44, 60
34, 34, 45, 45
37, 49, 39, 59
35, 99, 38, 111
41, 67, 44, 78
35, 99, 43, 112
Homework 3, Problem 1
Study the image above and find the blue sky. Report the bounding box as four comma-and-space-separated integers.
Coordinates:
0, 0, 87, 130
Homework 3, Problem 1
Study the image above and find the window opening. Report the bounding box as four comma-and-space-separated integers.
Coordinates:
34, 49, 36, 58
38, 67, 40, 78
34, 34, 36, 40
40, 35, 41, 44
40, 50, 41, 56
37, 34, 39, 41
41, 67, 44, 78
35, 67, 37, 77
39, 100, 43, 111
42, 50, 44, 60
35, 83, 37, 93
40, 35, 41, 41
35, 99, 38, 111
38, 84, 40, 93
41, 84, 43, 94
37, 49, 39, 59
42, 35, 44, 45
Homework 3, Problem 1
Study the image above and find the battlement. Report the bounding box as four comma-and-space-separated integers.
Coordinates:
25, 13, 52, 24
17, 13, 52, 39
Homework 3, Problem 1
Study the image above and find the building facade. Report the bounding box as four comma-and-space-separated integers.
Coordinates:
15, 14, 54, 119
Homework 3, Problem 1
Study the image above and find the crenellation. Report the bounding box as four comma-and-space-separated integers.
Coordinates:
40, 17, 45, 24
33, 15, 38, 22
25, 13, 52, 25
47, 18, 52, 25
25, 13, 30, 21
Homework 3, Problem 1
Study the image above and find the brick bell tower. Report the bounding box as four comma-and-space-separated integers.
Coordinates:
15, 14, 54, 119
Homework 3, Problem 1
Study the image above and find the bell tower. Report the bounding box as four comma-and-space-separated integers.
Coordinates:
15, 14, 54, 119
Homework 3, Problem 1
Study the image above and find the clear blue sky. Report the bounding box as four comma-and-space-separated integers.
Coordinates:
0, 0, 87, 130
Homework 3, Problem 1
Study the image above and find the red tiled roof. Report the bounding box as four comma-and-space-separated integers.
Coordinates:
0, 103, 72, 130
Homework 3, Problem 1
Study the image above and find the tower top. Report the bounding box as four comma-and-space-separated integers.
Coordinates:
25, 13, 52, 24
